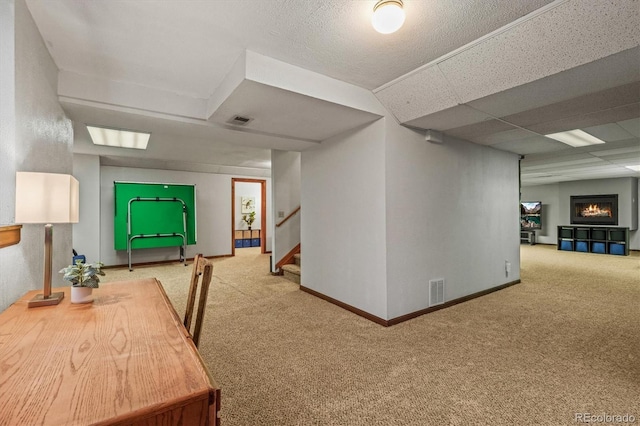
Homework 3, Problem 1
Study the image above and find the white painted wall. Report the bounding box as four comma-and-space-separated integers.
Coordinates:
271, 150, 301, 269
73, 154, 100, 263
521, 177, 639, 250
385, 126, 520, 318
0, 0, 74, 312
98, 166, 271, 266
235, 181, 262, 231
301, 119, 388, 319
302, 115, 521, 321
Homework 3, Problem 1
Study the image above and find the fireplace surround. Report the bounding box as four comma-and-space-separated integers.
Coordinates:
570, 194, 618, 225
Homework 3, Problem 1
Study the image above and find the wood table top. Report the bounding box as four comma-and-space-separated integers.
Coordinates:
0, 278, 218, 425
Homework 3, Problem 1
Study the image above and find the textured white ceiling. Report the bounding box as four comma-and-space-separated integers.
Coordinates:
27, 0, 553, 93
24, 0, 640, 184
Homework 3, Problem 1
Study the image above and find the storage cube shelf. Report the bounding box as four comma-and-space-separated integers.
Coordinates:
234, 229, 261, 248
557, 226, 628, 256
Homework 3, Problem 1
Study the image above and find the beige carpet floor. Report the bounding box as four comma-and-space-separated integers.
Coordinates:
103, 245, 640, 426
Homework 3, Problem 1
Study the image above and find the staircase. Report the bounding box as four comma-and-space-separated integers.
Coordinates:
281, 253, 301, 284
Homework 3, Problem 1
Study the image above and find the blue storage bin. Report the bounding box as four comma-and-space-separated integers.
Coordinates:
592, 242, 606, 254
251, 238, 261, 247
609, 243, 625, 255
242, 239, 252, 248
575, 241, 588, 252
234, 239, 243, 248
560, 240, 573, 251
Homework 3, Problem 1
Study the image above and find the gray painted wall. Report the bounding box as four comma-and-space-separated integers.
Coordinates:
73, 154, 100, 263
97, 165, 271, 266
0, 0, 74, 312
271, 149, 301, 270
302, 115, 520, 321
302, 119, 389, 319
521, 177, 639, 249
385, 126, 520, 318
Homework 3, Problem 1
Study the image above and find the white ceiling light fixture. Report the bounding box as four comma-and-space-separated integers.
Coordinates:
372, 0, 405, 34
625, 165, 640, 172
545, 129, 606, 148
87, 125, 150, 150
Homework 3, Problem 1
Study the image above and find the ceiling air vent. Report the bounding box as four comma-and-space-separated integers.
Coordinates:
228, 115, 253, 126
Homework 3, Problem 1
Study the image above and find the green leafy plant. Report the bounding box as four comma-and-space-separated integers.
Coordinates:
242, 211, 256, 228
59, 260, 105, 288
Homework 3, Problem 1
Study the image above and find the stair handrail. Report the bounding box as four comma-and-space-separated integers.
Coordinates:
275, 206, 301, 228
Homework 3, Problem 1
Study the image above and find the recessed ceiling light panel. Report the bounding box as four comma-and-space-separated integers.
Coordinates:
625, 165, 640, 172
87, 125, 150, 150
545, 129, 606, 147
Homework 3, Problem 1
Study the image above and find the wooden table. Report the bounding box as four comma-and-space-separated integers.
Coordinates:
0, 278, 220, 425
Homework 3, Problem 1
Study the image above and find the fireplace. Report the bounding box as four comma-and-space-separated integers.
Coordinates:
570, 194, 618, 225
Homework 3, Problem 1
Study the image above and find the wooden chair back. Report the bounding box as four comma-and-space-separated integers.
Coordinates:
184, 253, 214, 348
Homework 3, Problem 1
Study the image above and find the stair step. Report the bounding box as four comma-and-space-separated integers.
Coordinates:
281, 264, 300, 284
294, 253, 301, 266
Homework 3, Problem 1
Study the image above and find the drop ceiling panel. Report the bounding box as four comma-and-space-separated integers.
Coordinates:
403, 104, 491, 132
521, 154, 604, 170
589, 145, 640, 158
503, 82, 640, 128
375, 65, 458, 123
466, 47, 640, 118
443, 119, 517, 145
605, 154, 640, 165
473, 128, 533, 145
582, 123, 636, 142
491, 136, 568, 155
438, 0, 640, 103
526, 103, 640, 135
618, 117, 640, 137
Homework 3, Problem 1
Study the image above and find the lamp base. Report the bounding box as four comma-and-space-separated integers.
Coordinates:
28, 291, 64, 308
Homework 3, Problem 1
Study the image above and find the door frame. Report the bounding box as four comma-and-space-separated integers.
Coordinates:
231, 178, 267, 256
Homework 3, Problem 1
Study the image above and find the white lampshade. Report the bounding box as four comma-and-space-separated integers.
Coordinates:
372, 0, 405, 34
15, 172, 79, 224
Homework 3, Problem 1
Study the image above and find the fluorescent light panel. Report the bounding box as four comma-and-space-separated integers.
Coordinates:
625, 165, 640, 172
545, 129, 606, 147
87, 125, 150, 150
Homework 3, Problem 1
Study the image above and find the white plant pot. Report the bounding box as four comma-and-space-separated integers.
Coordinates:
71, 286, 94, 304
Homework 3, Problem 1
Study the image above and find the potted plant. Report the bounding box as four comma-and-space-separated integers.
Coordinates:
242, 211, 256, 230
59, 260, 105, 304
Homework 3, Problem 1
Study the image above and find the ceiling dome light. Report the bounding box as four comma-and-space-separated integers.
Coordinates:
372, 0, 405, 34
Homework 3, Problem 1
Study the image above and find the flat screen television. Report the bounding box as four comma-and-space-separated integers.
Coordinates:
520, 201, 542, 230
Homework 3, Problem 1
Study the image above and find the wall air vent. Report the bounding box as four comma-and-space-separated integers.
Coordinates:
429, 278, 445, 307
228, 115, 253, 126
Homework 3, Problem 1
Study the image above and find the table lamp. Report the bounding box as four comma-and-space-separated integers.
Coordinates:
15, 172, 79, 308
